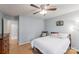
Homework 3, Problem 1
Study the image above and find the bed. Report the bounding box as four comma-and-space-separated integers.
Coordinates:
31, 32, 71, 54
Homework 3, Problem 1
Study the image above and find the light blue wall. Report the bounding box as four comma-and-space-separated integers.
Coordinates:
45, 10, 79, 51
45, 15, 74, 33
19, 16, 45, 44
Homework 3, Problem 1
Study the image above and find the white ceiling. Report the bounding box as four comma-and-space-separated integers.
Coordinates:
0, 4, 79, 19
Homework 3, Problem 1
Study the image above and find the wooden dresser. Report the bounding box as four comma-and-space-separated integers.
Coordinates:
0, 36, 2, 53
0, 34, 9, 54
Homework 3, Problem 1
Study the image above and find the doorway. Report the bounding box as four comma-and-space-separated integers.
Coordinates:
3, 18, 19, 53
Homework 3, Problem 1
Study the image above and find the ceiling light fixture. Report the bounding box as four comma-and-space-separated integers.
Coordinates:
39, 9, 47, 15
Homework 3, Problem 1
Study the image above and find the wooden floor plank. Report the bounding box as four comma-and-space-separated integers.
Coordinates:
9, 39, 77, 54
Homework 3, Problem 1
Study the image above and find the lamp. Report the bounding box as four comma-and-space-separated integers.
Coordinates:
69, 25, 74, 33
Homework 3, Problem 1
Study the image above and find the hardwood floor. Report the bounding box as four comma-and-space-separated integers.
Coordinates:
9, 43, 33, 54
9, 39, 77, 54
9, 39, 33, 54
17, 43, 33, 54
65, 49, 77, 54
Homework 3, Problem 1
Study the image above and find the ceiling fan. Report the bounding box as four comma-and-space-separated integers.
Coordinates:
30, 4, 57, 16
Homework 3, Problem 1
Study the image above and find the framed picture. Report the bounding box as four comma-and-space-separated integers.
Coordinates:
56, 20, 64, 26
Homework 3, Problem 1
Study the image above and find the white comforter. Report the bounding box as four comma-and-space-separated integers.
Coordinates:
31, 36, 70, 54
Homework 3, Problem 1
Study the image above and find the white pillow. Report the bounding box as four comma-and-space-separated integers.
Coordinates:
58, 33, 68, 38
42, 33, 47, 37
51, 33, 59, 38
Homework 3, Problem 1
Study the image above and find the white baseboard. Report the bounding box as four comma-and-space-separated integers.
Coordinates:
19, 41, 30, 45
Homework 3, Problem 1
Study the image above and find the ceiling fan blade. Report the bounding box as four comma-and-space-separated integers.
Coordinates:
46, 4, 50, 6
30, 4, 40, 8
33, 11, 40, 14
47, 8, 57, 11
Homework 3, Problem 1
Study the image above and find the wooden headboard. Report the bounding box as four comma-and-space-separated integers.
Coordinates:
51, 32, 59, 34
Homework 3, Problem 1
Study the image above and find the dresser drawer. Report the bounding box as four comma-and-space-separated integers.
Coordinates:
0, 39, 2, 53
2, 39, 9, 54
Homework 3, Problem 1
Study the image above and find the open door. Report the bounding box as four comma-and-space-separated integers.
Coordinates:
3, 17, 19, 54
